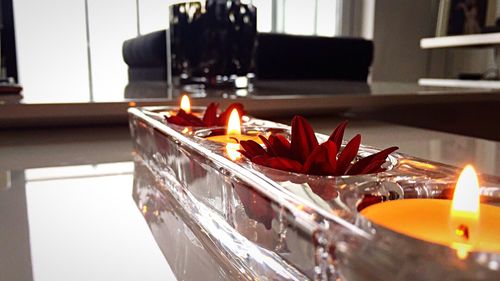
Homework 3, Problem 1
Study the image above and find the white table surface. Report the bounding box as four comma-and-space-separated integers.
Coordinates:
0, 118, 498, 281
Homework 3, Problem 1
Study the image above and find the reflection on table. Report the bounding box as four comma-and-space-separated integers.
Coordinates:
0, 117, 499, 280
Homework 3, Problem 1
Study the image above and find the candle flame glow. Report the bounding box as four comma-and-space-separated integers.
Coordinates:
226, 108, 241, 135
452, 242, 472, 260
451, 165, 480, 219
226, 143, 241, 161
180, 95, 191, 113
225, 109, 242, 160
450, 165, 480, 259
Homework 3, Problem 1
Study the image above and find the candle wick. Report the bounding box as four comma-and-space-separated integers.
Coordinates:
229, 137, 240, 144
455, 224, 470, 241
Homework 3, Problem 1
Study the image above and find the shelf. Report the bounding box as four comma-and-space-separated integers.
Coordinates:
418, 78, 500, 89
420, 33, 500, 49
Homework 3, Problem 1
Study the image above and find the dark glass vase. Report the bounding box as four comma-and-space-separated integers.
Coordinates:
169, 0, 257, 88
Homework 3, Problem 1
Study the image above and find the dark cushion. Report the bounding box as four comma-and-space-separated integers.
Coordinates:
127, 67, 166, 82
124, 81, 168, 99
122, 30, 166, 68
256, 33, 373, 81
122, 31, 373, 81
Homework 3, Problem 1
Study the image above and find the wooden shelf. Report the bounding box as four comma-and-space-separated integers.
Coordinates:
418, 78, 500, 89
420, 33, 500, 49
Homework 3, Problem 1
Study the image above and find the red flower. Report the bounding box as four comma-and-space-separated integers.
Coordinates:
166, 103, 246, 127
239, 115, 398, 177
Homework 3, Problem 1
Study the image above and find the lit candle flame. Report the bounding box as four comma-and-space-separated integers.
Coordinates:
226, 108, 241, 135
225, 109, 242, 160
451, 165, 480, 218
450, 165, 480, 259
180, 95, 191, 114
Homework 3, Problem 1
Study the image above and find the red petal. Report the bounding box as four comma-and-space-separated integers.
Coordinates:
166, 109, 205, 126
328, 120, 348, 151
346, 146, 398, 175
250, 155, 303, 173
265, 157, 303, 173
217, 103, 245, 126
356, 194, 385, 212
238, 149, 255, 160
166, 115, 191, 126
240, 140, 268, 158
176, 110, 205, 126
360, 159, 387, 174
302, 141, 337, 175
228, 103, 246, 115
269, 135, 291, 158
290, 116, 319, 163
251, 155, 270, 166
258, 135, 277, 156
202, 103, 219, 127
372, 146, 398, 161
336, 134, 361, 175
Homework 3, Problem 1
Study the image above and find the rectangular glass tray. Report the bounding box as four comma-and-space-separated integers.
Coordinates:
129, 106, 500, 281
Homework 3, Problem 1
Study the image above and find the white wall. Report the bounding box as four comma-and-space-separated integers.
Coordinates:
138, 0, 169, 35
370, 0, 439, 82
14, 0, 171, 103
88, 0, 137, 102
14, 0, 91, 103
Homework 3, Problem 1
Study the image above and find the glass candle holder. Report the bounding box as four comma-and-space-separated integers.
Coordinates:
129, 106, 500, 280
138, 105, 256, 131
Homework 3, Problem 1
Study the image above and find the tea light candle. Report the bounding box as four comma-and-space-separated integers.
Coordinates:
205, 108, 262, 161
165, 94, 202, 118
205, 109, 263, 144
361, 165, 500, 257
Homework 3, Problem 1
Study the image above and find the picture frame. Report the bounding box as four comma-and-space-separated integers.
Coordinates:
436, 0, 497, 36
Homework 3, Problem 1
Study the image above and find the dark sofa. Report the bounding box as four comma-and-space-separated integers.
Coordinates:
122, 30, 374, 82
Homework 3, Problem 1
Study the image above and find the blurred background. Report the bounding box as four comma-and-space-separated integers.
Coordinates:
5, 0, 488, 103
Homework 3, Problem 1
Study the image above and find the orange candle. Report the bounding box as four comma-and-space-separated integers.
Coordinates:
361, 165, 500, 257
205, 109, 262, 161
205, 109, 263, 144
